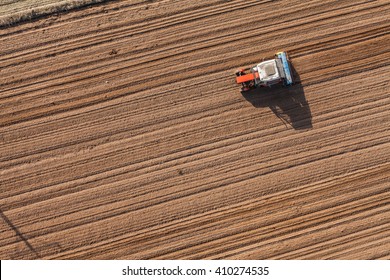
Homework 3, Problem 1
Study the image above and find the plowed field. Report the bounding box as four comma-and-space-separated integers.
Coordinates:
0, 0, 389, 259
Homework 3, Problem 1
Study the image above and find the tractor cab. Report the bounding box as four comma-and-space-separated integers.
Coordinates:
255, 59, 282, 86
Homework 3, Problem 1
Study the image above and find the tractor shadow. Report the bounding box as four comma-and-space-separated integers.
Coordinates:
241, 66, 312, 130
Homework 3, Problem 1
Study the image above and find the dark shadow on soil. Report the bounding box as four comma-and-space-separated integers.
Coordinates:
241, 65, 312, 130
0, 210, 40, 258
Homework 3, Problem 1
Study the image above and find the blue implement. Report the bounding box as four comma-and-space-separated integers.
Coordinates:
276, 52, 293, 86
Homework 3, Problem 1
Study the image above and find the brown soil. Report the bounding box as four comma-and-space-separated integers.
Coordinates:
0, 0, 110, 27
0, 0, 389, 259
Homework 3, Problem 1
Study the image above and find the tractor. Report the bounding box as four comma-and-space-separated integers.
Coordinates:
235, 51, 293, 92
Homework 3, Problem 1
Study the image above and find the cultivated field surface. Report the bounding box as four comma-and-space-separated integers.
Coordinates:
0, 0, 107, 26
0, 0, 389, 259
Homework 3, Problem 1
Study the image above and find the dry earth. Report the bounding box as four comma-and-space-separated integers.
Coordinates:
0, 0, 389, 259
0, 0, 108, 26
